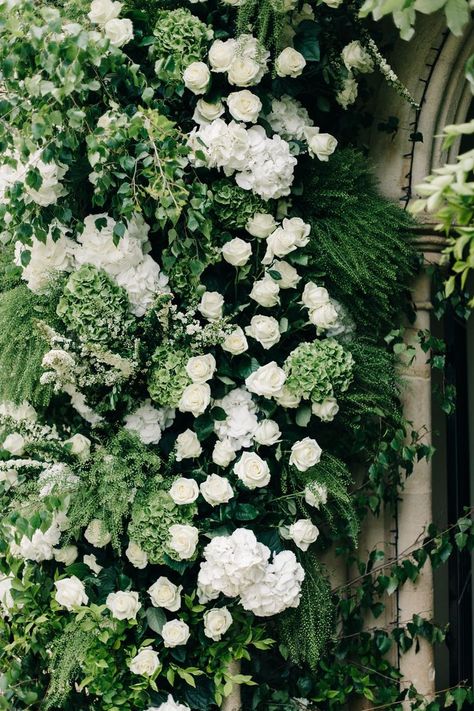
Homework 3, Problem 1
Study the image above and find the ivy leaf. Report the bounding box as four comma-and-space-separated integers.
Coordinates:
146, 607, 166, 634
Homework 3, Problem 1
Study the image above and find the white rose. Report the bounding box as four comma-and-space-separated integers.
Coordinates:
270, 261, 300, 289
212, 438, 237, 467
308, 302, 338, 329
245, 362, 286, 397
290, 437, 322, 471
126, 541, 148, 569
84, 519, 111, 548
246, 213, 277, 238
186, 354, 216, 384
204, 607, 233, 641
245, 315, 281, 349
199, 291, 224, 321
169, 476, 200, 504
262, 224, 306, 265
311, 397, 339, 422
254, 420, 281, 446
250, 276, 280, 308
2, 433, 25, 456
289, 519, 319, 551
304, 127, 338, 161
336, 74, 358, 109
301, 282, 330, 309
222, 237, 252, 267
161, 619, 190, 648
178, 383, 211, 417
304, 482, 328, 508
104, 17, 133, 47
228, 57, 262, 87
83, 554, 103, 574
148, 577, 182, 611
129, 647, 160, 676
175, 431, 202, 462
153, 695, 191, 711
88, 0, 122, 25
275, 47, 306, 78
168, 524, 199, 559
54, 545, 78, 566
341, 40, 374, 73
209, 38, 237, 73
106, 590, 141, 620
227, 90, 262, 123
183, 61, 211, 95
65, 433, 91, 459
54, 576, 88, 611
222, 327, 248, 356
234, 452, 270, 489
194, 98, 225, 124
200, 473, 234, 506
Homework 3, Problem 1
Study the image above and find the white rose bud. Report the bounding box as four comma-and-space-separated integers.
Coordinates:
341, 40, 374, 73
245, 315, 281, 349
290, 437, 322, 472
104, 17, 133, 47
183, 61, 211, 95
301, 282, 330, 309
54, 576, 88, 611
270, 260, 301, 289
193, 98, 225, 123
308, 303, 338, 329
304, 482, 328, 508
245, 362, 286, 397
312, 397, 339, 422
88, 0, 122, 25
204, 607, 233, 641
289, 518, 319, 551
209, 38, 237, 73
275, 47, 306, 78
228, 57, 262, 87
199, 291, 224, 321
222, 237, 252, 267
304, 127, 338, 161
227, 90, 262, 123
106, 590, 141, 620
168, 524, 199, 559
234, 451, 270, 489
250, 276, 280, 308
175, 431, 202, 462
254, 419, 281, 446
84, 519, 111, 548
148, 576, 182, 612
200, 473, 234, 506
179, 383, 211, 417
3, 433, 25, 456
129, 647, 160, 676
274, 386, 301, 409
246, 212, 277, 238
54, 545, 78, 566
212, 438, 237, 467
186, 353, 216, 383
161, 619, 191, 648
125, 541, 148, 569
169, 476, 200, 505
64, 433, 91, 459
222, 326, 248, 356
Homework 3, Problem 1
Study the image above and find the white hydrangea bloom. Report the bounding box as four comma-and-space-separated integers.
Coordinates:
214, 388, 258, 450
14, 223, 75, 293
266, 95, 313, 142
124, 399, 172, 444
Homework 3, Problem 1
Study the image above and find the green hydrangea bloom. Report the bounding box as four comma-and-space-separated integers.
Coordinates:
284, 339, 354, 403
212, 180, 267, 230
128, 489, 196, 564
57, 265, 135, 348
147, 344, 190, 407
152, 8, 213, 86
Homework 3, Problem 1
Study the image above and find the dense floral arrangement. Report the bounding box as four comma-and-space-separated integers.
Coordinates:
0, 0, 429, 709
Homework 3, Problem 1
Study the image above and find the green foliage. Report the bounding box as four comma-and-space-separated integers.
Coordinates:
57, 265, 136, 351
0, 244, 21, 293
284, 339, 354, 404
211, 180, 267, 231
147, 345, 191, 407
298, 149, 417, 339
46, 625, 93, 708
67, 429, 163, 548
236, 0, 293, 52
0, 284, 60, 406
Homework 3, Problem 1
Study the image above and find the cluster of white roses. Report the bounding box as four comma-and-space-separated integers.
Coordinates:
124, 400, 175, 445
336, 40, 374, 110
15, 212, 169, 316
198, 529, 304, 617
87, 0, 133, 48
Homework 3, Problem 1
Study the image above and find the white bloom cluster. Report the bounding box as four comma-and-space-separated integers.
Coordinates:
148, 696, 190, 711
0, 400, 37, 423
188, 120, 297, 200
301, 282, 339, 331
208, 35, 269, 87
74, 213, 169, 316
15, 223, 75, 293
88, 0, 134, 48
10, 519, 62, 562
24, 150, 68, 207
261, 217, 310, 265
0, 574, 14, 617
214, 388, 258, 451
266, 95, 313, 142
124, 399, 175, 445
198, 529, 304, 617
